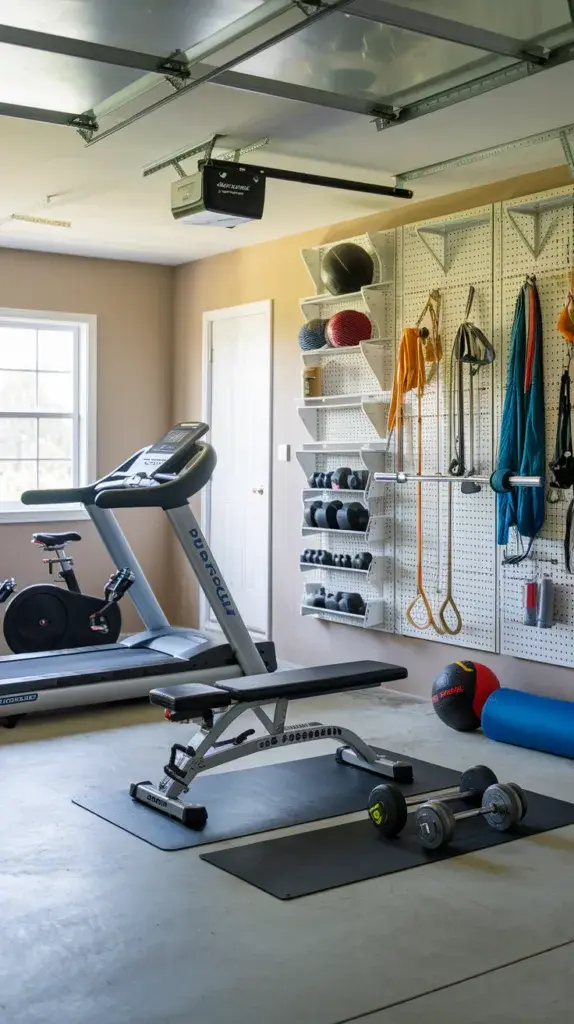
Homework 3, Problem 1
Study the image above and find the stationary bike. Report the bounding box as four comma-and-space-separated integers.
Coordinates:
0, 531, 135, 654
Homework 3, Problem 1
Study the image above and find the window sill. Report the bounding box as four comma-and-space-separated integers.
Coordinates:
0, 506, 89, 524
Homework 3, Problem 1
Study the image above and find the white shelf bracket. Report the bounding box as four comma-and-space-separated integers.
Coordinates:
415, 227, 447, 273
506, 207, 559, 259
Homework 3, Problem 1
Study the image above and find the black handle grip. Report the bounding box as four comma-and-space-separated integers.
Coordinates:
21, 486, 96, 506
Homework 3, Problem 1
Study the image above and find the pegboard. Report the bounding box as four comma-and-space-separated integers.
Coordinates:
497, 185, 574, 665
297, 191, 574, 665
297, 228, 396, 632
395, 207, 497, 652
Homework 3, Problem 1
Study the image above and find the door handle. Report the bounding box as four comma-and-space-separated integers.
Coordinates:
252, 487, 264, 495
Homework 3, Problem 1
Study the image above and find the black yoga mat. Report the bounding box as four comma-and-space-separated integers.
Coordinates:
72, 748, 460, 851
201, 789, 574, 899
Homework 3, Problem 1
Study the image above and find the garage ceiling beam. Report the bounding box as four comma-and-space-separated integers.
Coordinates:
394, 120, 574, 186
0, 23, 190, 78
84, 0, 355, 145
0, 100, 97, 132
375, 40, 574, 131
192, 65, 395, 119
349, 0, 549, 64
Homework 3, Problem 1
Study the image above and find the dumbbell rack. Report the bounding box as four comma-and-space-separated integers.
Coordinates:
297, 229, 396, 632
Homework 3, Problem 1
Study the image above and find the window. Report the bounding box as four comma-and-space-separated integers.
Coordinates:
0, 310, 96, 521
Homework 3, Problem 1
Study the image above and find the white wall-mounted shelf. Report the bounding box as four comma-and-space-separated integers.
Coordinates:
297, 227, 395, 636
296, 442, 392, 478
301, 584, 384, 629
302, 514, 385, 544
300, 338, 392, 390
300, 280, 393, 316
301, 229, 395, 295
300, 282, 394, 339
297, 394, 388, 440
302, 480, 387, 501
300, 554, 383, 586
505, 194, 574, 259
412, 212, 492, 273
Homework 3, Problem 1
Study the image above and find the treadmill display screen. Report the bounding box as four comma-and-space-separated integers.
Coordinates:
149, 423, 208, 456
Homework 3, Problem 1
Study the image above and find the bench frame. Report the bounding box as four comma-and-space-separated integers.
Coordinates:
129, 692, 413, 828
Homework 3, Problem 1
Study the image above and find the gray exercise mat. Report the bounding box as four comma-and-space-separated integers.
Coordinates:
72, 748, 461, 850
201, 789, 574, 899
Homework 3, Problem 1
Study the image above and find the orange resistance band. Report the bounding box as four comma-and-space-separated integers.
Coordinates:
388, 294, 444, 634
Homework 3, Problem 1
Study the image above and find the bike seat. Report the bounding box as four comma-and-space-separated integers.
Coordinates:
32, 531, 82, 548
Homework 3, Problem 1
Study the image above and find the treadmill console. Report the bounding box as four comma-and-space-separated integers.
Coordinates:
127, 422, 209, 479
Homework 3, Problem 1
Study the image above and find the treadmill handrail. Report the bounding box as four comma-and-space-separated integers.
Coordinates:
94, 443, 217, 510
21, 448, 147, 506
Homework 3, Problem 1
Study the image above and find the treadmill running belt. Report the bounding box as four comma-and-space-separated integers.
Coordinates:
0, 647, 184, 693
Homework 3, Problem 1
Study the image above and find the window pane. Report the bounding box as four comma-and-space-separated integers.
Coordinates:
38, 460, 73, 489
0, 418, 37, 458
38, 330, 74, 372
38, 418, 73, 459
0, 370, 37, 411
37, 372, 73, 412
0, 460, 37, 501
0, 326, 36, 369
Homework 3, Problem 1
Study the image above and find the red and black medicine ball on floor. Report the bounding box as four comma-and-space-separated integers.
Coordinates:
431, 661, 500, 732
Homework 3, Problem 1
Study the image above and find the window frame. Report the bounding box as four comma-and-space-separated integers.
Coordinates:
0, 308, 97, 523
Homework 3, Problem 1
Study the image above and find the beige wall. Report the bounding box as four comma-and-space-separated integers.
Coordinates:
0, 247, 173, 639
173, 163, 574, 699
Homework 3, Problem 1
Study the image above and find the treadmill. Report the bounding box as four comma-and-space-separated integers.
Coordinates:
0, 422, 275, 725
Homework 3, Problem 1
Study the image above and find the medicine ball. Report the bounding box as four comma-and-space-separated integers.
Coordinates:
299, 318, 328, 351
432, 661, 500, 732
326, 310, 372, 348
320, 242, 374, 296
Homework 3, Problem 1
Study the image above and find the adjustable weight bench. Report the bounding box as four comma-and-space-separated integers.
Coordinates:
130, 660, 411, 828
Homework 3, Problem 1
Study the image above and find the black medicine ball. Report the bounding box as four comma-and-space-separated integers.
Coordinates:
431, 661, 500, 732
320, 242, 374, 296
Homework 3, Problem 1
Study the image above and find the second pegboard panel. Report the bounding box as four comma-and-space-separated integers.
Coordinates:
394, 206, 497, 653
497, 185, 574, 664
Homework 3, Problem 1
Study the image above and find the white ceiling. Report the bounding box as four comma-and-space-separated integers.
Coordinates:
0, 52, 574, 265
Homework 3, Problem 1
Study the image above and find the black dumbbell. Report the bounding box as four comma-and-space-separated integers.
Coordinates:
325, 591, 343, 611
304, 500, 323, 527
341, 554, 353, 568
307, 472, 321, 489
331, 467, 352, 490
336, 502, 369, 531
323, 471, 334, 489
300, 549, 313, 563
316, 550, 333, 566
348, 469, 369, 490
367, 764, 499, 839
338, 592, 365, 615
315, 500, 343, 529
353, 552, 373, 571
312, 587, 327, 609
415, 781, 528, 851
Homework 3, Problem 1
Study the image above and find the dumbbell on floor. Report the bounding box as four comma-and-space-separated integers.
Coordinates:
367, 764, 499, 838
415, 781, 528, 851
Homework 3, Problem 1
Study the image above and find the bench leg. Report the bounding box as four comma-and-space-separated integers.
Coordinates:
129, 704, 414, 827
335, 733, 413, 784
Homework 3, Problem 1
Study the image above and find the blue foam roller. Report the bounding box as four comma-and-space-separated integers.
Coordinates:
482, 687, 574, 759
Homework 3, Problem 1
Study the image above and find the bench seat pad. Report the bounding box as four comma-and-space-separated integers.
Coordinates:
150, 660, 407, 714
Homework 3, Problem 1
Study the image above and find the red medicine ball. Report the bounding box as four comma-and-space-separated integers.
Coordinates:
326, 309, 372, 348
431, 661, 500, 732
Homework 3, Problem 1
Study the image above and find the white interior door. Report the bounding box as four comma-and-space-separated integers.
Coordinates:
202, 301, 272, 637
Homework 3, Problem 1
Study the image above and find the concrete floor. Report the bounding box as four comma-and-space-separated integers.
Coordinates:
1, 689, 574, 1024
